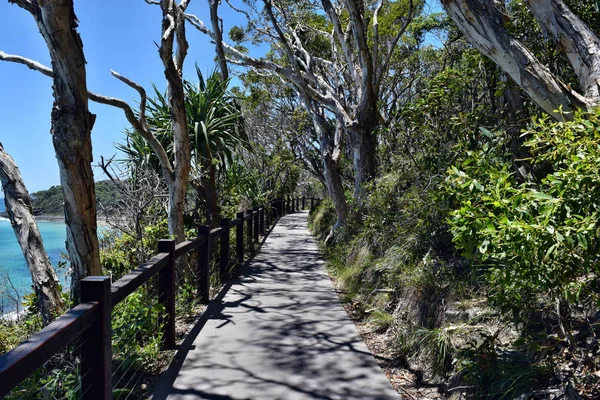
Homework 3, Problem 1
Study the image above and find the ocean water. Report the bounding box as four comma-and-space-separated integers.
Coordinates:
0, 200, 67, 311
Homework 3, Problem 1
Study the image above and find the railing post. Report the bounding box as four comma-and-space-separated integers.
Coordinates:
266, 202, 271, 228
286, 197, 291, 214
253, 206, 259, 243
220, 218, 230, 281
158, 239, 176, 350
236, 212, 244, 264
80, 276, 111, 400
246, 209, 255, 256
197, 225, 211, 304
302, 197, 305, 210
259, 206, 265, 235
311, 197, 314, 209
296, 198, 299, 212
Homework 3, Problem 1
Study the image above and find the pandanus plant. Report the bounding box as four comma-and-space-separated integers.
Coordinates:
118, 67, 250, 227
185, 67, 250, 226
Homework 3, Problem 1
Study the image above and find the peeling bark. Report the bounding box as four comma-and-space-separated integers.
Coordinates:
10, 0, 102, 299
347, 115, 377, 202
524, 0, 600, 102
443, 0, 595, 120
0, 143, 64, 325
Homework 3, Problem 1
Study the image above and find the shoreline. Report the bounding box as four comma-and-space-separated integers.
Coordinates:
0, 308, 26, 322
0, 213, 112, 224
35, 214, 66, 223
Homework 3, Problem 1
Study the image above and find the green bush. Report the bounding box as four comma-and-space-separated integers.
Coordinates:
446, 110, 600, 329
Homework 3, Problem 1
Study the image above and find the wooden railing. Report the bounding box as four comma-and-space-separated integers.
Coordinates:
0, 196, 319, 398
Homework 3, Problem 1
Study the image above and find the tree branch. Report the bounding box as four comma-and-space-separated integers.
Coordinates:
0, 50, 52, 77
372, 0, 384, 73
375, 0, 413, 91
7, 0, 38, 14
321, 0, 359, 85
0, 50, 175, 176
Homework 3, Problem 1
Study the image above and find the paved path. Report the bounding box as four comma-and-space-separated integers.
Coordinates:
154, 211, 398, 400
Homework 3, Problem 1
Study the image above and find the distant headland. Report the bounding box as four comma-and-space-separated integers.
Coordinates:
0, 180, 122, 222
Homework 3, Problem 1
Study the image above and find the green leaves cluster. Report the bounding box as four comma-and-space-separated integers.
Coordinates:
446, 110, 600, 318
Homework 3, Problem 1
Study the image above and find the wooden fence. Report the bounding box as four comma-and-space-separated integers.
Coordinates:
0, 196, 320, 399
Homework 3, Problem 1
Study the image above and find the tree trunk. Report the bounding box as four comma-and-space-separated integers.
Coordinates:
317, 116, 348, 227
499, 75, 531, 180
346, 121, 376, 202
0, 143, 64, 325
442, 0, 595, 120
525, 0, 600, 102
29, 0, 101, 300
208, 0, 229, 82
322, 152, 347, 228
200, 158, 221, 228
160, 0, 191, 242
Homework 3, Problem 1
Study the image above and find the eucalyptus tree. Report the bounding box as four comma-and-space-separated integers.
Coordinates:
1, 0, 101, 299
240, 73, 347, 225
442, 0, 600, 120
0, 144, 64, 324
184, 0, 421, 203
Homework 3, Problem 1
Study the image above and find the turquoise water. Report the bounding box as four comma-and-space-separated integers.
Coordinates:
0, 201, 67, 310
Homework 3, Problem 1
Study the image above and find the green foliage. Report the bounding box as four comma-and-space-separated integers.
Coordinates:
7, 358, 79, 400
220, 158, 265, 216
185, 67, 250, 169
416, 325, 457, 375
457, 346, 552, 399
29, 185, 64, 215
310, 171, 466, 326
101, 219, 170, 279
112, 287, 165, 369
30, 180, 124, 216
119, 67, 249, 175
308, 197, 337, 240
229, 26, 246, 43
446, 110, 600, 323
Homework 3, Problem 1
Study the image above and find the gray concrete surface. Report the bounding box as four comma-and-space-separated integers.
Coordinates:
154, 211, 399, 399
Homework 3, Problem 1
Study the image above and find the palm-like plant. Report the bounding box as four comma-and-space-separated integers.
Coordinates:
118, 67, 250, 226
186, 67, 249, 168
185, 68, 250, 226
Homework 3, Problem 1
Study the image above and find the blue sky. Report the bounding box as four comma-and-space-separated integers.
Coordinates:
0, 0, 444, 193
0, 0, 248, 192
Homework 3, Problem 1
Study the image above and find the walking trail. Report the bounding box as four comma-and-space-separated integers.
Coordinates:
153, 211, 399, 399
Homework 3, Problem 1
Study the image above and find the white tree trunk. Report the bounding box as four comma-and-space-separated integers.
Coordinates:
15, 0, 102, 299
0, 143, 64, 325
443, 0, 595, 120
525, 0, 600, 102
159, 0, 192, 242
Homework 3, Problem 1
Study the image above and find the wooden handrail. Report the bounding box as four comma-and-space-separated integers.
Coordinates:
0, 302, 98, 395
0, 197, 316, 398
110, 252, 170, 305
174, 237, 202, 258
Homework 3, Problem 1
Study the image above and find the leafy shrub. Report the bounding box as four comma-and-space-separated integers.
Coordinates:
101, 219, 170, 279
446, 110, 600, 329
